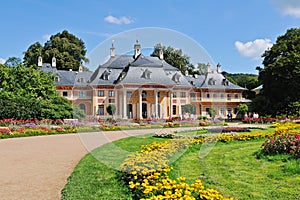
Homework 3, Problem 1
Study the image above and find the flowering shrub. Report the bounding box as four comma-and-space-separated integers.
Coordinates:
0, 127, 12, 135
120, 140, 233, 199
260, 134, 300, 159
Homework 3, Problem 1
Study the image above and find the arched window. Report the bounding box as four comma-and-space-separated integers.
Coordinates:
79, 103, 86, 114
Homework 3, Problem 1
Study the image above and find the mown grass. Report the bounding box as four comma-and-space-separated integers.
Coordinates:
62, 127, 299, 200
61, 134, 167, 200
170, 139, 300, 200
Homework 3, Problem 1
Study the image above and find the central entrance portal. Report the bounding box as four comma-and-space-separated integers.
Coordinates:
142, 103, 147, 119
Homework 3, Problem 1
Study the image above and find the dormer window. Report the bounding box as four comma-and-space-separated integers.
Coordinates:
222, 78, 229, 86
208, 78, 216, 85
54, 76, 60, 82
101, 70, 110, 80
78, 77, 85, 83
141, 69, 151, 79
172, 73, 181, 83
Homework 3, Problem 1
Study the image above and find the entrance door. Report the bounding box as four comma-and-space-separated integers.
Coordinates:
127, 104, 133, 119
142, 103, 147, 119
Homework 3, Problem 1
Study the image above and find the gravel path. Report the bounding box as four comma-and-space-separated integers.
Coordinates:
0, 128, 193, 200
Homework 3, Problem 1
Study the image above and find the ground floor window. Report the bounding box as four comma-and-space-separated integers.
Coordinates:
98, 105, 104, 115
62, 91, 68, 97
172, 105, 177, 115
206, 107, 210, 115
220, 107, 224, 116
79, 103, 86, 114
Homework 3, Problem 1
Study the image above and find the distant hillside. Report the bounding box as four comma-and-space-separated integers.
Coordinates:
222, 72, 260, 99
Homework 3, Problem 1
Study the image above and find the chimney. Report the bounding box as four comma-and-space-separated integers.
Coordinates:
159, 48, 164, 60
134, 40, 141, 59
52, 56, 56, 68
38, 56, 42, 67
207, 63, 211, 73
110, 40, 115, 58
217, 63, 221, 73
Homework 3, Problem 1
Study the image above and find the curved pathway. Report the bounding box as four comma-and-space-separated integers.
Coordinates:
0, 127, 196, 200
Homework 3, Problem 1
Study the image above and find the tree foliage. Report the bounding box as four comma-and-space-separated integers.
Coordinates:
151, 43, 195, 74
0, 64, 72, 119
106, 104, 116, 116
222, 72, 260, 99
23, 30, 88, 71
259, 28, 300, 116
237, 103, 248, 118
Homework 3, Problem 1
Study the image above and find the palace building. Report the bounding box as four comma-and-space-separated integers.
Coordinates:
40, 41, 250, 119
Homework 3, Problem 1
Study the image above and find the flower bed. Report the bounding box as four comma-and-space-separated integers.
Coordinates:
120, 139, 233, 200
260, 134, 300, 159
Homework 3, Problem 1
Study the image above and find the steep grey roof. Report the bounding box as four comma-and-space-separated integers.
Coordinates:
54, 71, 92, 86
41, 63, 57, 73
89, 55, 133, 85
186, 71, 246, 90
89, 68, 123, 85
102, 55, 133, 69
118, 54, 191, 87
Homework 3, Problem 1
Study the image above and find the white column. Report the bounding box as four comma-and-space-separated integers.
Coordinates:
139, 89, 142, 119
154, 89, 158, 118
123, 89, 127, 119
169, 90, 173, 118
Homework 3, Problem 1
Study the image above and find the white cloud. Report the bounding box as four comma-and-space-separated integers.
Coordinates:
235, 39, 273, 60
272, 0, 300, 18
42, 34, 51, 41
0, 57, 6, 64
104, 15, 134, 25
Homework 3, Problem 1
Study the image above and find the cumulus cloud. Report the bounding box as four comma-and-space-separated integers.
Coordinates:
0, 57, 6, 64
104, 15, 134, 25
235, 39, 273, 60
272, 0, 300, 18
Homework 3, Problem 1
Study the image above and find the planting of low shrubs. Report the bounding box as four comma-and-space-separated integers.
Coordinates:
260, 134, 300, 159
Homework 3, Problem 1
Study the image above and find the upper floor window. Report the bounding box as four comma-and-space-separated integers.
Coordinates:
234, 93, 239, 99
206, 93, 210, 98
227, 94, 231, 100
127, 91, 132, 98
172, 92, 177, 98
220, 93, 224, 99
213, 93, 217, 98
190, 93, 196, 99
109, 90, 114, 97
142, 91, 147, 98
79, 91, 86, 98
180, 92, 186, 98
98, 90, 104, 97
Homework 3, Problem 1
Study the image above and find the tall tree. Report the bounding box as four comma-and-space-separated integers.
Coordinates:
151, 43, 195, 74
23, 30, 88, 71
259, 28, 300, 116
23, 42, 43, 67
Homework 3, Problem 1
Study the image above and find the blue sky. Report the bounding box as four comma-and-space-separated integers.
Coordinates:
1, 0, 300, 73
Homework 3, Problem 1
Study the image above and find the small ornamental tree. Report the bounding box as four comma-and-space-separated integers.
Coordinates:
237, 103, 248, 118
208, 107, 217, 119
106, 104, 116, 117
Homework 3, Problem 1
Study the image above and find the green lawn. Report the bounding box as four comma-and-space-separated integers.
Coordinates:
61, 131, 299, 200
170, 140, 300, 200
61, 135, 167, 200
